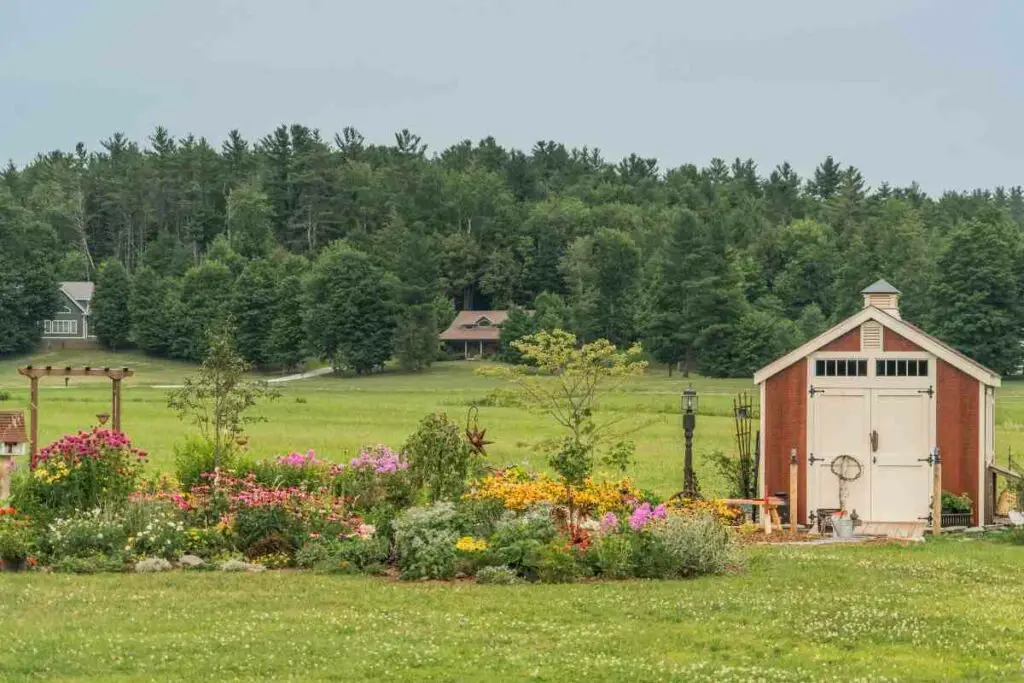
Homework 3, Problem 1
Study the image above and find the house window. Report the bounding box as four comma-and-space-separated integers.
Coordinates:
876, 359, 928, 377
475, 317, 492, 327
44, 319, 78, 335
815, 359, 868, 377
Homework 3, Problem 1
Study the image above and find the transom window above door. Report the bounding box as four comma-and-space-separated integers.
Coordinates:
876, 359, 929, 377
814, 359, 868, 377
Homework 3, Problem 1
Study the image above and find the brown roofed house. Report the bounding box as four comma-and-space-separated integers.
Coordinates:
0, 411, 28, 457
439, 310, 510, 359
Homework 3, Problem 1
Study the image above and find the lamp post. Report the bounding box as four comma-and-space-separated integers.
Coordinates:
682, 385, 699, 498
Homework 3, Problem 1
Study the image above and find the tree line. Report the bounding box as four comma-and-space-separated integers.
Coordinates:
1, 125, 1022, 375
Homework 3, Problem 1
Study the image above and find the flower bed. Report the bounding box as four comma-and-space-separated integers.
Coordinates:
6, 432, 741, 583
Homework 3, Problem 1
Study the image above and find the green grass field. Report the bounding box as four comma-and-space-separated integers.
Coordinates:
3, 349, 1024, 496
3, 351, 1024, 681
0, 537, 1022, 681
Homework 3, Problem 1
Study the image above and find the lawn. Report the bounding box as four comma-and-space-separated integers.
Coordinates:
0, 536, 1022, 681
3, 350, 1024, 496
2, 351, 1024, 681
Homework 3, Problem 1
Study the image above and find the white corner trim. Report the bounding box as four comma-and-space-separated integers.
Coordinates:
754, 307, 1001, 388
60, 287, 88, 314
758, 381, 766, 500
978, 382, 986, 525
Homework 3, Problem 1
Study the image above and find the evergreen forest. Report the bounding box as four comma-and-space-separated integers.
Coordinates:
2, 125, 1022, 376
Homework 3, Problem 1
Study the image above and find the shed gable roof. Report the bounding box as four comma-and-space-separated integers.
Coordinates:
753, 307, 1001, 387
0, 411, 27, 443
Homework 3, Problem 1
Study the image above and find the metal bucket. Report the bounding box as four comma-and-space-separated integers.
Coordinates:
831, 514, 854, 539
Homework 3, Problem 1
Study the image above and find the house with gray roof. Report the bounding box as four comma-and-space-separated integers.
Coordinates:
41, 281, 97, 345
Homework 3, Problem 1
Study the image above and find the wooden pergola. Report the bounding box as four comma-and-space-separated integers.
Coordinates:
17, 366, 134, 458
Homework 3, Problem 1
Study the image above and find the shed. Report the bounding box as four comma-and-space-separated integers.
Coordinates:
754, 281, 1000, 527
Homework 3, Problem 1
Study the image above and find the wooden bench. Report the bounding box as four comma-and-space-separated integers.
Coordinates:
720, 497, 784, 533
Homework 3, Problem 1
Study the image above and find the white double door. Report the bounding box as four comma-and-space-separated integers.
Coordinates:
809, 387, 933, 522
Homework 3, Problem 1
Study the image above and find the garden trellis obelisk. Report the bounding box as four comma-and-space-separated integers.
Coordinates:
17, 366, 134, 459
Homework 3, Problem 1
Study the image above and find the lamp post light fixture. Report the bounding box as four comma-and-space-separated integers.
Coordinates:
96, 412, 110, 427
682, 385, 700, 498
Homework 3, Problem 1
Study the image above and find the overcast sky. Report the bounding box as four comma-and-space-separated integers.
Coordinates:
1, 0, 1021, 193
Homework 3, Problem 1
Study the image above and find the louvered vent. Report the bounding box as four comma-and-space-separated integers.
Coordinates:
861, 322, 882, 351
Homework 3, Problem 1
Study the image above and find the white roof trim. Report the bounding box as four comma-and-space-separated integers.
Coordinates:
754, 307, 1001, 387
59, 286, 88, 314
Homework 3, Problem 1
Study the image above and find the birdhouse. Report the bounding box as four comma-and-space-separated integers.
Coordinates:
0, 411, 28, 457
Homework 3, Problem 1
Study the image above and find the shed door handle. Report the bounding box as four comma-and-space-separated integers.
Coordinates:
870, 430, 878, 452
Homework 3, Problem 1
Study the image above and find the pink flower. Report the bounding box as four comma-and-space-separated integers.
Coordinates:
629, 502, 656, 531
599, 512, 619, 532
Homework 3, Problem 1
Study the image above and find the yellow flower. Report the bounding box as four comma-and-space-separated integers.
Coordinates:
455, 536, 488, 552
465, 471, 640, 515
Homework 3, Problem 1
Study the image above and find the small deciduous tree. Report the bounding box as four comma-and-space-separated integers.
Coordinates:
482, 330, 646, 488
166, 330, 278, 467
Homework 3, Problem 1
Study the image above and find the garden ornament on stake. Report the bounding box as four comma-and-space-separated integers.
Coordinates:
830, 455, 862, 538
465, 406, 492, 455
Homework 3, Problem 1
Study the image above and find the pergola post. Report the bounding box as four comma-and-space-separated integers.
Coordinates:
112, 378, 122, 431
29, 377, 38, 461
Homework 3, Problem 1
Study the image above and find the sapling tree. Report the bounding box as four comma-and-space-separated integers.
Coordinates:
167, 329, 279, 468
482, 329, 647, 489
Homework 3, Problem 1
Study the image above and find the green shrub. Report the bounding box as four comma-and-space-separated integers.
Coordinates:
45, 509, 128, 561
393, 502, 459, 580
52, 553, 126, 574
127, 512, 189, 560
457, 497, 507, 539
0, 526, 30, 564
488, 509, 557, 581
628, 531, 676, 579
592, 532, 634, 579
650, 513, 738, 578
535, 542, 583, 583
297, 536, 390, 574
404, 412, 477, 503
245, 533, 296, 561
184, 526, 234, 558
941, 490, 973, 514
1003, 527, 1024, 545
475, 565, 519, 585
173, 437, 223, 492
232, 506, 304, 557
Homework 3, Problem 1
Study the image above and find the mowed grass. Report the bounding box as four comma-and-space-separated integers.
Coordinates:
0, 537, 1022, 681
4, 350, 1024, 496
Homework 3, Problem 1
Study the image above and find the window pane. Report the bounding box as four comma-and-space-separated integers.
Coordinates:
837, 360, 847, 376
816, 360, 825, 376
886, 360, 897, 376
919, 360, 928, 377
826, 360, 836, 376
897, 360, 907, 376
876, 360, 884, 376
858, 360, 868, 376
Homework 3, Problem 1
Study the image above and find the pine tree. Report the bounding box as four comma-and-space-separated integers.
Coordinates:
176, 261, 235, 361
129, 267, 173, 356
91, 260, 132, 349
807, 155, 843, 200
929, 218, 1022, 374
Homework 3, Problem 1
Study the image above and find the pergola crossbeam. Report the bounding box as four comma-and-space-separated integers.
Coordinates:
17, 366, 133, 458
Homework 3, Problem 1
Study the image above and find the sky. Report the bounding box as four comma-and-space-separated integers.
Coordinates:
1, 0, 1022, 193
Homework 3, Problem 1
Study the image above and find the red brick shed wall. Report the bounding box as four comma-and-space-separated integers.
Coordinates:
821, 328, 860, 352
764, 359, 807, 524
883, 329, 921, 352
936, 359, 981, 525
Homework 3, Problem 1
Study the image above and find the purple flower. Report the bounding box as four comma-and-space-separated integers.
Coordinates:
628, 502, 652, 531
652, 504, 667, 520
347, 445, 409, 474
599, 512, 619, 532
277, 449, 319, 468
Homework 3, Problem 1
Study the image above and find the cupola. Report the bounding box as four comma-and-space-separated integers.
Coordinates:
861, 279, 901, 319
